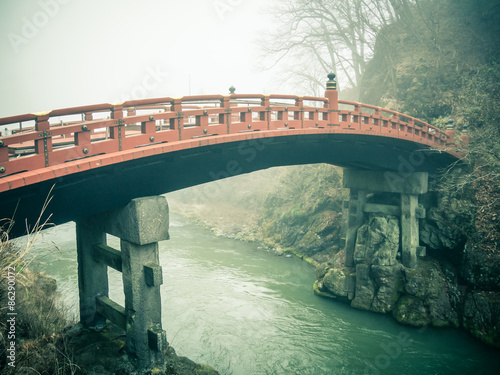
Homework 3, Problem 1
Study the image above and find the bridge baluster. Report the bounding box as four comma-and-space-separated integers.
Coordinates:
110, 104, 124, 151
196, 111, 209, 128
141, 117, 156, 135
75, 126, 91, 151
460, 125, 469, 147
35, 113, 52, 167
127, 107, 136, 117
261, 95, 270, 130
295, 97, 303, 128
407, 118, 415, 139
170, 98, 183, 140
221, 96, 232, 133
0, 144, 7, 165
445, 119, 455, 144
373, 108, 381, 131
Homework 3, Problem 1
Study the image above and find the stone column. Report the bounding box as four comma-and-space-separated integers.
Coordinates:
76, 196, 169, 370
121, 239, 165, 368
344, 189, 366, 267
401, 194, 419, 268
76, 220, 108, 329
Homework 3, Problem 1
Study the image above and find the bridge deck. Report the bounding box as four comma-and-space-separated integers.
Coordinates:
0, 93, 463, 193
0, 90, 467, 238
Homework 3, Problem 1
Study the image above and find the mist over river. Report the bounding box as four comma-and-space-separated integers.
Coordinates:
27, 213, 498, 375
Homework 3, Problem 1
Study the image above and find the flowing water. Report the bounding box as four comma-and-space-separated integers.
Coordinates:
27, 213, 498, 375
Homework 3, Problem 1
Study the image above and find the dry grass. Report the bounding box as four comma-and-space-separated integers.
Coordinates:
0, 188, 80, 374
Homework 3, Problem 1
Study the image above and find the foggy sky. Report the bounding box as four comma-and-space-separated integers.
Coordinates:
0, 0, 280, 118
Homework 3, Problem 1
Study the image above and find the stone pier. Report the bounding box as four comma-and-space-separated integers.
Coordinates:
76, 196, 169, 370
343, 169, 428, 269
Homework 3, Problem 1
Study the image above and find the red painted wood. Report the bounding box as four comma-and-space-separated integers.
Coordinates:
0, 92, 465, 192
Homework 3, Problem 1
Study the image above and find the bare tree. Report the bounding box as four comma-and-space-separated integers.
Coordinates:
260, 0, 403, 94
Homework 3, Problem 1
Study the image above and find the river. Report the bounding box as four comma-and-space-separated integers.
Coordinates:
27, 212, 498, 375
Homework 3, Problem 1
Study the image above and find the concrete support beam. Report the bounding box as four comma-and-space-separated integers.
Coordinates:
363, 203, 400, 216
87, 195, 170, 245
96, 295, 126, 330
93, 243, 122, 272
76, 196, 169, 371
345, 189, 366, 267
343, 169, 428, 194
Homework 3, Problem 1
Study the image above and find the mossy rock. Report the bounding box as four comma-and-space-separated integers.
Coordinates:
392, 295, 431, 327
313, 279, 337, 299
463, 291, 500, 349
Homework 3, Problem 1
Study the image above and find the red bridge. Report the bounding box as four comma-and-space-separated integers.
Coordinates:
0, 74, 466, 237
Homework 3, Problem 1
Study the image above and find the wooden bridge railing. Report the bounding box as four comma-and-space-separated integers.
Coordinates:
0, 76, 462, 178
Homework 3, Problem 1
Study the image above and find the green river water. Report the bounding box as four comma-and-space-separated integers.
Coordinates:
28, 213, 498, 375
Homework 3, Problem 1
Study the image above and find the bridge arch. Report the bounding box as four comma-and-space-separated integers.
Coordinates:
1, 131, 458, 238
0, 75, 464, 238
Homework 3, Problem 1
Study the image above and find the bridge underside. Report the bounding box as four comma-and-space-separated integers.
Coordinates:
1, 133, 457, 238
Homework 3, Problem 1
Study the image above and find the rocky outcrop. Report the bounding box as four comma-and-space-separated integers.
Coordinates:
393, 258, 460, 327
461, 242, 500, 290
420, 206, 467, 257
314, 210, 500, 347
349, 215, 404, 313
463, 291, 500, 348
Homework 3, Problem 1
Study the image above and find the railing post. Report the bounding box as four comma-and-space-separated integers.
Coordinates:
221, 95, 232, 133
75, 125, 92, 153
127, 107, 136, 117
460, 124, 469, 147
407, 118, 415, 139
110, 103, 124, 151
261, 95, 271, 130
170, 98, 183, 139
353, 104, 362, 129
372, 107, 382, 132
0, 140, 8, 167
34, 113, 52, 167
391, 114, 399, 134
445, 119, 455, 144
325, 73, 339, 125
295, 97, 304, 128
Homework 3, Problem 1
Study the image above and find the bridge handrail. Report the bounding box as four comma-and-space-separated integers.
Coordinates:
0, 92, 462, 178
338, 99, 444, 134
